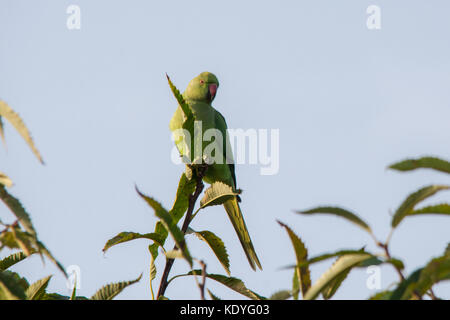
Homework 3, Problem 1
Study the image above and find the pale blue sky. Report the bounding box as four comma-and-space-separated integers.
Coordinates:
1, 0, 449, 299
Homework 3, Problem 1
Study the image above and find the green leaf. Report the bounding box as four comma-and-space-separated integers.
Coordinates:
0, 171, 12, 188
320, 250, 383, 299
164, 249, 185, 259
269, 290, 292, 300
296, 206, 372, 234
0, 230, 21, 250
170, 173, 197, 222
207, 289, 221, 300
277, 221, 311, 297
10, 227, 38, 256
148, 172, 196, 261
0, 101, 44, 163
136, 186, 192, 266
25, 275, 52, 300
410, 203, 450, 217
392, 185, 450, 228
200, 182, 239, 209
0, 185, 37, 236
321, 267, 351, 299
369, 290, 393, 300
0, 271, 28, 300
91, 274, 142, 300
70, 277, 77, 300
390, 268, 423, 300
413, 254, 450, 297
282, 248, 368, 269
191, 229, 230, 275
292, 269, 299, 300
389, 156, 450, 175
169, 270, 265, 300
304, 253, 373, 300
0, 251, 31, 271
36, 240, 67, 277
167, 74, 196, 163
41, 293, 88, 300
166, 74, 193, 121
103, 231, 165, 253
149, 255, 157, 300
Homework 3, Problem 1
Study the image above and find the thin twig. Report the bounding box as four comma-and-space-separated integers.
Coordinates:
377, 241, 424, 300
193, 260, 207, 300
156, 164, 208, 299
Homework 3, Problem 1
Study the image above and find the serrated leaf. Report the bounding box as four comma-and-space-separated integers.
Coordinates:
413, 254, 450, 297
169, 270, 265, 300
26, 275, 51, 300
207, 289, 221, 300
292, 269, 299, 300
369, 290, 393, 300
277, 221, 311, 297
41, 292, 88, 300
0, 185, 36, 236
70, 276, 77, 300
166, 74, 193, 121
392, 185, 450, 228
148, 172, 196, 261
304, 253, 373, 300
167, 74, 195, 163
0, 171, 12, 188
11, 228, 36, 256
321, 265, 351, 299
169, 173, 197, 222
0, 101, 43, 163
269, 290, 292, 300
0, 251, 30, 271
296, 206, 372, 234
282, 249, 368, 269
200, 182, 238, 209
390, 268, 422, 300
36, 240, 66, 277
136, 186, 192, 266
103, 231, 164, 253
164, 249, 184, 259
0, 270, 28, 300
0, 231, 20, 250
192, 229, 230, 275
410, 203, 450, 217
91, 274, 142, 300
389, 156, 450, 175
149, 255, 157, 300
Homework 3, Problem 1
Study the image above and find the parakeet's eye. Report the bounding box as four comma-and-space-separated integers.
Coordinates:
199, 80, 205, 84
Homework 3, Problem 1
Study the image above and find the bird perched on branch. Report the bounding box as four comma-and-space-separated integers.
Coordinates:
169, 71, 262, 270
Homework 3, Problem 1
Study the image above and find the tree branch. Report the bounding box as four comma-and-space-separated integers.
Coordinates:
156, 164, 207, 299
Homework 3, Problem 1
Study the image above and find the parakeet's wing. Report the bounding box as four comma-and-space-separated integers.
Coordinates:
214, 110, 237, 189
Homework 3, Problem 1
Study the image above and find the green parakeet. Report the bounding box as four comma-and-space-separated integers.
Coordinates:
169, 71, 262, 271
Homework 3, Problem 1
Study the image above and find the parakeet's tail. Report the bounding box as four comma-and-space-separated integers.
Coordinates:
223, 197, 262, 271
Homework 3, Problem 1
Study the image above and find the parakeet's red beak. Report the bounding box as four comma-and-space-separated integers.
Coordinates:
209, 83, 217, 100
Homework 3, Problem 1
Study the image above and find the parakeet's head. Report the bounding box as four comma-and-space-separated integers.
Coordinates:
184, 72, 219, 103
